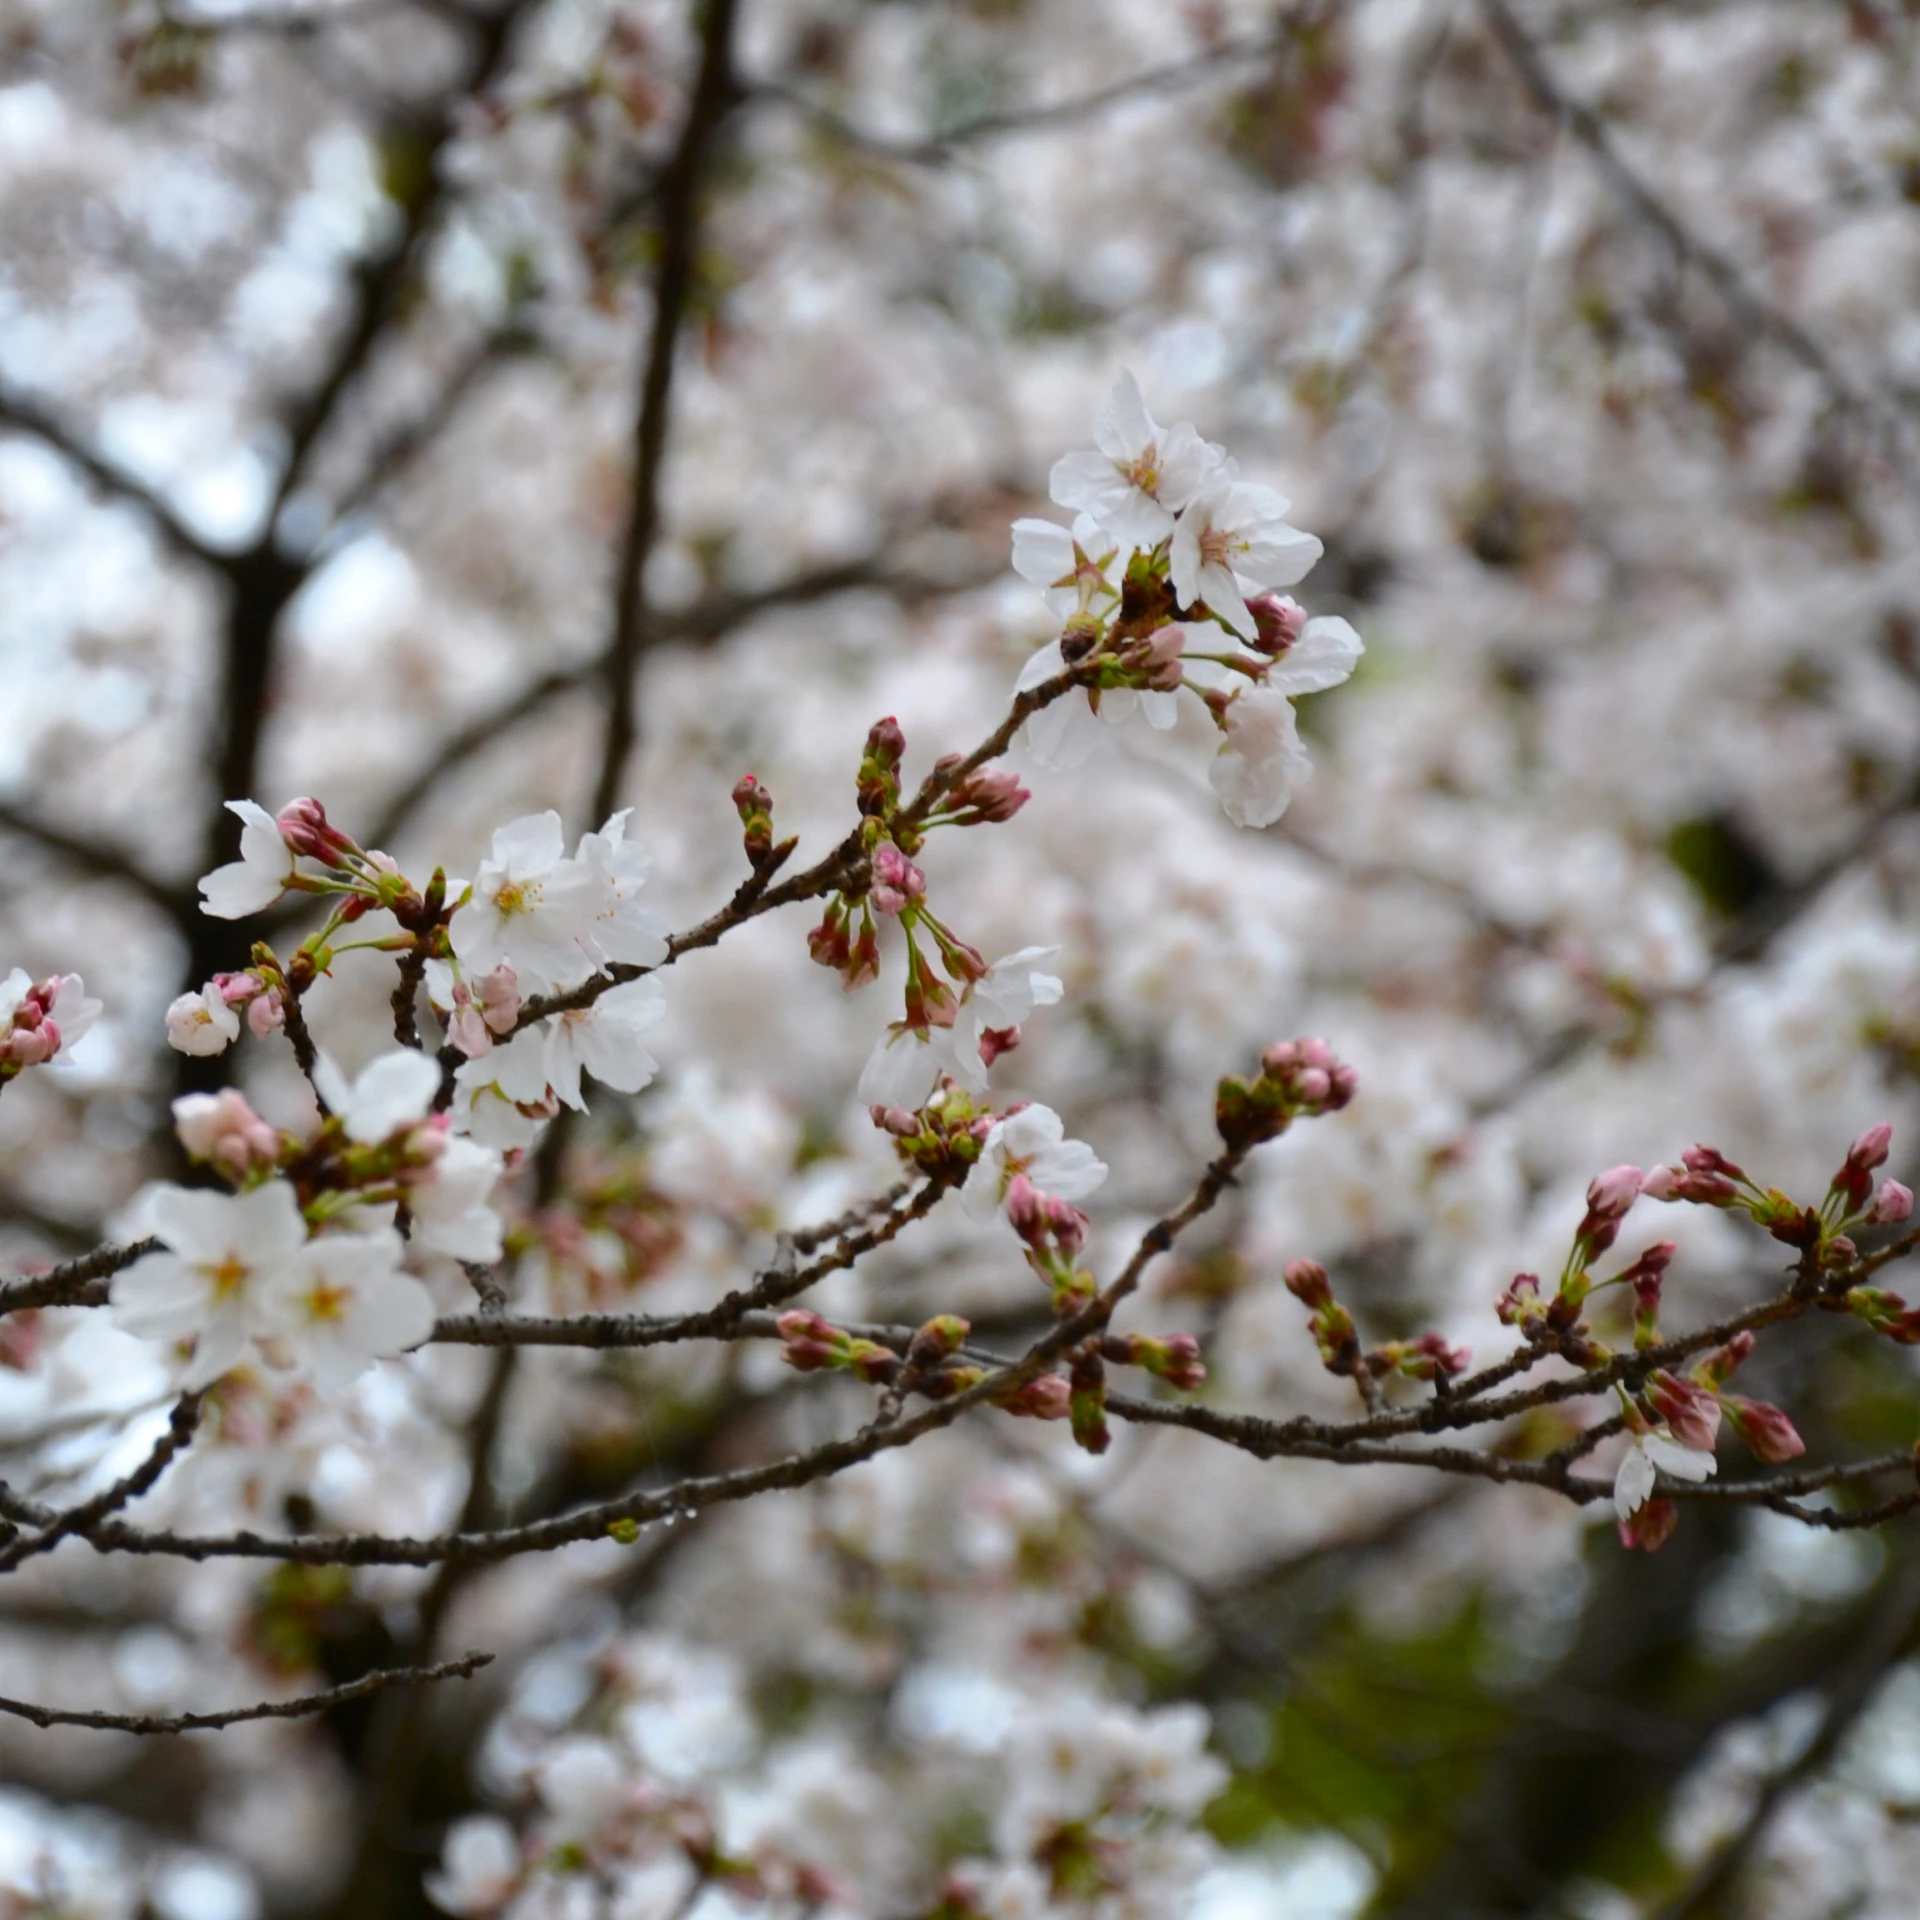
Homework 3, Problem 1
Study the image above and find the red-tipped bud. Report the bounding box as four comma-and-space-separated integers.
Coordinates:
1683, 1144, 1745, 1181
865, 716, 905, 765
1720, 1396, 1805, 1464
276, 797, 357, 867
1246, 592, 1307, 657
1871, 1180, 1914, 1225
1284, 1258, 1332, 1308
1496, 1273, 1543, 1327
1584, 1165, 1643, 1224
1646, 1370, 1722, 1451
950, 767, 1030, 824
1619, 1497, 1678, 1552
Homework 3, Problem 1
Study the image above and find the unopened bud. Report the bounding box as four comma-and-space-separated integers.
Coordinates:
1720, 1395, 1805, 1464
276, 797, 356, 867
1871, 1180, 1914, 1225
1246, 593, 1307, 657
1618, 1497, 1678, 1552
1284, 1258, 1332, 1308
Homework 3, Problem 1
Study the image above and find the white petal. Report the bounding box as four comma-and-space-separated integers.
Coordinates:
342, 1050, 442, 1143
491, 811, 565, 876
1268, 615, 1363, 695
1613, 1443, 1657, 1520
197, 859, 285, 919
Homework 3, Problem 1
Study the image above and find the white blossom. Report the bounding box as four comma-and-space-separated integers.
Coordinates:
196, 799, 296, 919
948, 947, 1065, 1091
425, 1816, 522, 1917
1169, 476, 1323, 639
449, 812, 597, 992
1614, 1428, 1718, 1520
1017, 637, 1179, 772
411, 1135, 507, 1263
1049, 370, 1224, 546
1208, 686, 1314, 829
962, 1104, 1107, 1222
571, 809, 670, 972
451, 1026, 557, 1150
542, 977, 666, 1109
314, 1047, 443, 1143
165, 984, 240, 1056
110, 1182, 310, 1389
257, 1226, 435, 1393
1010, 512, 1130, 623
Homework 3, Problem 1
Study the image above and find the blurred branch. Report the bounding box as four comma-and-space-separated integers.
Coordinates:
753, 29, 1287, 167
1651, 1555, 1920, 1919
1478, 0, 1915, 459
362, 547, 998, 850
0, 1649, 492, 1735
0, 800, 187, 916
589, 0, 746, 825
325, 323, 537, 528
0, 387, 228, 575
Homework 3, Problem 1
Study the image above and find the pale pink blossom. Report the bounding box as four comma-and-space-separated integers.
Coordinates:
165, 984, 241, 1056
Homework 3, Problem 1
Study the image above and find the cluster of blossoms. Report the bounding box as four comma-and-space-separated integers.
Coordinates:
0, 968, 99, 1079
424, 1628, 1228, 1920
111, 1051, 502, 1390
1012, 371, 1363, 828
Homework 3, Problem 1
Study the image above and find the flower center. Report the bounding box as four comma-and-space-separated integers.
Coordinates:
493, 878, 539, 919
204, 1256, 249, 1299
300, 1281, 351, 1323
1123, 452, 1161, 497
1198, 526, 1235, 568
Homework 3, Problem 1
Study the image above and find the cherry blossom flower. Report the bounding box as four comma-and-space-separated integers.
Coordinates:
1010, 512, 1130, 622
449, 812, 597, 991
542, 977, 666, 1109
256, 1226, 434, 1393
1049, 370, 1224, 546
165, 984, 240, 1056
571, 809, 670, 972
1207, 686, 1313, 829
110, 1182, 310, 1389
963, 1105, 1108, 1222
0, 969, 100, 1068
1613, 1426, 1716, 1520
424, 1815, 522, 1916
315, 1048, 444, 1144
1017, 638, 1179, 772
410, 1134, 507, 1263
452, 1027, 558, 1150
172, 1089, 279, 1177
1169, 476, 1323, 639
949, 947, 1065, 1090
197, 799, 297, 919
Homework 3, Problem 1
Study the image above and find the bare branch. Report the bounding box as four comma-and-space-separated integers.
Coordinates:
0, 1648, 492, 1735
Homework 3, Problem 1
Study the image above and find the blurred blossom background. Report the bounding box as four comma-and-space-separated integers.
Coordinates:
0, 0, 1919, 1914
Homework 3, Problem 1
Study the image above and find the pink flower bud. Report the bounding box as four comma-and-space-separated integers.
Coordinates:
1619, 1497, 1678, 1552
213, 971, 263, 1007
1409, 1331, 1470, 1378
2, 1024, 57, 1066
1871, 1180, 1915, 1225
869, 842, 925, 917
1720, 1395, 1805, 1464
1584, 1165, 1643, 1223
1261, 1041, 1300, 1075
1640, 1164, 1681, 1201
246, 990, 286, 1039
1134, 624, 1187, 690
865, 716, 906, 766
1645, 1370, 1721, 1452
1284, 1258, 1332, 1308
870, 1104, 921, 1138
952, 768, 1029, 824
1683, 1144, 1745, 1181
173, 1089, 279, 1177
1297, 1037, 1334, 1072
475, 966, 522, 1034
1247, 593, 1307, 657
449, 1003, 492, 1058
1846, 1123, 1894, 1173
1294, 1067, 1331, 1104
276, 797, 356, 867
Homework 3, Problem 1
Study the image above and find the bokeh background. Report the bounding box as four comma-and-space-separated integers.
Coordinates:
1, 0, 1920, 1914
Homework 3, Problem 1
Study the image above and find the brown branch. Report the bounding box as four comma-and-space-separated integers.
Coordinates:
0, 1238, 158, 1317
431, 1174, 952, 1350
0, 1393, 201, 1572
0, 1648, 492, 1735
